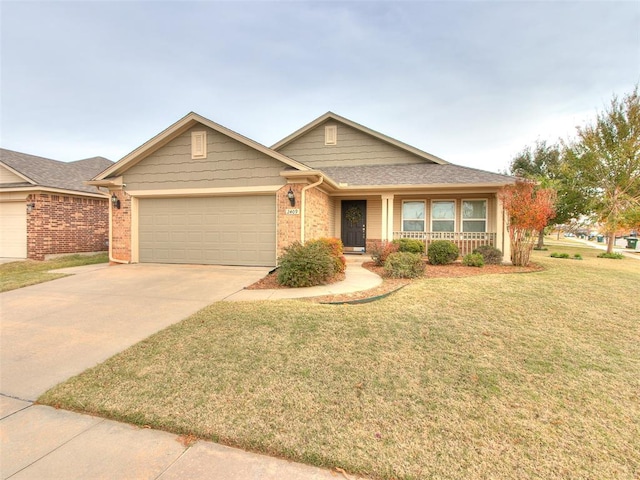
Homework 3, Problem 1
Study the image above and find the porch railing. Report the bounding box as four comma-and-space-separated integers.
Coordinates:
392, 231, 497, 256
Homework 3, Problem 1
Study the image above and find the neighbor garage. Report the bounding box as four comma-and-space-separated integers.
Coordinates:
138, 196, 276, 266
0, 201, 27, 258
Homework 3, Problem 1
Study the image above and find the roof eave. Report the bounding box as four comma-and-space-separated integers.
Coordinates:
0, 185, 109, 198
0, 161, 37, 185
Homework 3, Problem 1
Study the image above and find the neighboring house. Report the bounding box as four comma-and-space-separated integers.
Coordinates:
0, 149, 113, 260
88, 111, 515, 267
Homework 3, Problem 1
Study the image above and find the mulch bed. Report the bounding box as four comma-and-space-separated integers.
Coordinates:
245, 261, 544, 304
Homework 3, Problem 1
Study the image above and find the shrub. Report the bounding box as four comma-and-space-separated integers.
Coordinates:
597, 252, 624, 259
277, 241, 336, 287
314, 237, 346, 273
392, 238, 426, 254
462, 253, 484, 267
427, 240, 459, 265
369, 241, 399, 266
384, 252, 425, 278
574, 253, 583, 260
550, 252, 570, 259
473, 245, 503, 265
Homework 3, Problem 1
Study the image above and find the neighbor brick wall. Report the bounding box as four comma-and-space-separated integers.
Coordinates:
110, 190, 131, 262
26, 193, 109, 260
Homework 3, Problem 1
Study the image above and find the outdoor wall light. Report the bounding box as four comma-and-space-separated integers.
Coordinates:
111, 193, 121, 210
287, 187, 296, 207
26, 202, 35, 213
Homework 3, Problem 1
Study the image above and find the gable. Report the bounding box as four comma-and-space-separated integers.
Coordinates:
276, 119, 435, 169
123, 125, 288, 190
0, 163, 30, 185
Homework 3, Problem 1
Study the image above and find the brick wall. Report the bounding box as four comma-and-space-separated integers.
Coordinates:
304, 187, 332, 241
110, 190, 131, 262
26, 193, 109, 260
276, 184, 302, 258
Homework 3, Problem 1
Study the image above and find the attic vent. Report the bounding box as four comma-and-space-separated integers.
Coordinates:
191, 131, 207, 159
325, 125, 337, 145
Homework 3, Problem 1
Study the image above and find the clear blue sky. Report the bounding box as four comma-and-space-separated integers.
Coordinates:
1, 0, 638, 173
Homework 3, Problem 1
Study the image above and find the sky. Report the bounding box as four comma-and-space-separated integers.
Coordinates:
1, 1, 638, 174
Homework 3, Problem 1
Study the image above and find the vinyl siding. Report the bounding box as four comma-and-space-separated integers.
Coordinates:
277, 121, 428, 168
0, 165, 26, 184
124, 126, 287, 190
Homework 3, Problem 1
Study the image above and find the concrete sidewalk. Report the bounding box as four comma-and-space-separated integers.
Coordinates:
225, 254, 381, 301
1, 257, 376, 479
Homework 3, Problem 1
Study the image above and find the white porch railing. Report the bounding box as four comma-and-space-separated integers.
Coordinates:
393, 231, 497, 256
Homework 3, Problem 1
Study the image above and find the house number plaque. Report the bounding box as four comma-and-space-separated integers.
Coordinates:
285, 208, 300, 215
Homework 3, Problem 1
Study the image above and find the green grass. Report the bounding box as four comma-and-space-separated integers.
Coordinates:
39, 246, 640, 479
0, 253, 108, 292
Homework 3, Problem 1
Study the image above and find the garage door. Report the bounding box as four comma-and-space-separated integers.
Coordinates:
0, 202, 27, 258
138, 196, 276, 266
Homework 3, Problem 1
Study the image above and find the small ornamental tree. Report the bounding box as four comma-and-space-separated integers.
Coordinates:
499, 180, 556, 266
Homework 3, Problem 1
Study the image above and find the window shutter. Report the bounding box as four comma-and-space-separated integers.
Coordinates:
191, 131, 207, 159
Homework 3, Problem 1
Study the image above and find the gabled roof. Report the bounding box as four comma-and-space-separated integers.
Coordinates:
0, 148, 113, 195
319, 164, 515, 188
271, 111, 449, 165
93, 112, 310, 181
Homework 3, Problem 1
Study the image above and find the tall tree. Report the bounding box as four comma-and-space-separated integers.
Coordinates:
509, 140, 586, 247
566, 87, 640, 253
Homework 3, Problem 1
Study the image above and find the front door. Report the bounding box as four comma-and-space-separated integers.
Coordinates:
341, 200, 366, 251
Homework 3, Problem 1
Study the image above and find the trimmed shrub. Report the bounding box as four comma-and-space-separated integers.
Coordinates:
314, 237, 346, 273
597, 252, 624, 259
550, 252, 570, 259
369, 241, 400, 266
392, 238, 426, 254
462, 253, 484, 267
574, 253, 583, 260
473, 245, 503, 265
384, 252, 425, 278
427, 240, 459, 265
277, 241, 336, 287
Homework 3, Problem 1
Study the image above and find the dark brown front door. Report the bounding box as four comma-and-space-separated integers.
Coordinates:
341, 200, 366, 250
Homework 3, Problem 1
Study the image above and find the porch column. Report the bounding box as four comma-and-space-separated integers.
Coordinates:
496, 194, 512, 264
381, 194, 394, 241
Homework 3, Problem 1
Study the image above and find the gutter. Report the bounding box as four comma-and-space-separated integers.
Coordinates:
300, 175, 324, 244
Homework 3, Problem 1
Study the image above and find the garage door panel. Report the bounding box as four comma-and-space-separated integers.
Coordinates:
139, 196, 276, 266
0, 202, 27, 258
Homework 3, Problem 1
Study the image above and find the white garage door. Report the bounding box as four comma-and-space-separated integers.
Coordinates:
138, 196, 276, 266
0, 202, 27, 258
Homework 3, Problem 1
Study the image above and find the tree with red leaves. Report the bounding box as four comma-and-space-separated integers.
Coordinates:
499, 180, 557, 266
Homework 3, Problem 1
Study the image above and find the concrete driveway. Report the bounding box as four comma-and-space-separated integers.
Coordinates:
0, 263, 270, 401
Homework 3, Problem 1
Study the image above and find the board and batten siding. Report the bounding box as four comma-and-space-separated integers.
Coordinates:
277, 122, 427, 168
124, 126, 287, 190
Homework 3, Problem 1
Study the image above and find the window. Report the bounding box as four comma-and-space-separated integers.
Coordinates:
402, 201, 425, 231
462, 200, 487, 232
325, 125, 337, 145
191, 131, 207, 159
431, 201, 455, 232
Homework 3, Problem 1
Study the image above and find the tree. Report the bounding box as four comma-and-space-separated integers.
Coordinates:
566, 87, 640, 253
499, 180, 556, 266
509, 140, 587, 247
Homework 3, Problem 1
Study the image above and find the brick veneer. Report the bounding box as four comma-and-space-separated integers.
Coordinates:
304, 186, 332, 241
110, 190, 131, 262
26, 193, 108, 260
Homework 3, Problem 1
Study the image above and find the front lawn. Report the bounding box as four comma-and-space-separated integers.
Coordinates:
0, 253, 108, 292
39, 246, 640, 479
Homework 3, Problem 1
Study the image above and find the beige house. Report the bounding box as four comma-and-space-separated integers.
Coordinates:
89, 112, 514, 266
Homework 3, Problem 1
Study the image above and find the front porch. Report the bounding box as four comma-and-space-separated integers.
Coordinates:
393, 231, 497, 256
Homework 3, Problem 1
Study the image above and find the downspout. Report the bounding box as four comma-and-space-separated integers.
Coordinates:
300, 175, 324, 244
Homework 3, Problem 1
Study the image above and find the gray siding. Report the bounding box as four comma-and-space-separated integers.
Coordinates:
125, 126, 287, 190
277, 121, 428, 168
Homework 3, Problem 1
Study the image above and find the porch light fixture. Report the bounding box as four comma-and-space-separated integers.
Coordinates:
26, 202, 35, 213
286, 187, 295, 207
111, 193, 121, 210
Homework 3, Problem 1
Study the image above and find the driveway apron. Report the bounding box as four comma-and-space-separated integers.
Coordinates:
0, 263, 270, 401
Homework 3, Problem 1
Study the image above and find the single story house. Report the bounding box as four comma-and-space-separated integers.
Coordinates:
0, 149, 112, 260
88, 112, 515, 266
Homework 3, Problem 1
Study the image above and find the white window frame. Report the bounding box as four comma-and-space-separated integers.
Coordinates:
430, 199, 456, 232
401, 200, 426, 232
191, 131, 207, 159
325, 125, 337, 145
462, 199, 487, 233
